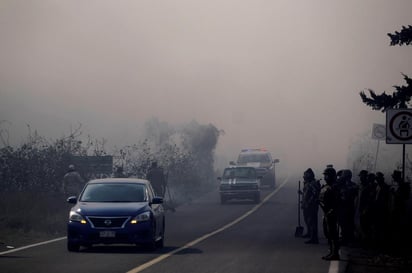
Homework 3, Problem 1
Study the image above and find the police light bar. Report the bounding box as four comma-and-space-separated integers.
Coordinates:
241, 148, 267, 152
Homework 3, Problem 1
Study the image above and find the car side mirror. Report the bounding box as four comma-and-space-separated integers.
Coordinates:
67, 196, 77, 204
273, 159, 280, 164
151, 196, 163, 204
217, 177, 222, 181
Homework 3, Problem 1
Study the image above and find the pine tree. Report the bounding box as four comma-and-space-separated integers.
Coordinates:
388, 25, 412, 46
360, 25, 412, 111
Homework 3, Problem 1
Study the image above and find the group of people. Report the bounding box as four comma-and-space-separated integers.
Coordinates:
299, 165, 411, 261
62, 162, 167, 198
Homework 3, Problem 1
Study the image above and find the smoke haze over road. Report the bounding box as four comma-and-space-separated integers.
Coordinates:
1, 0, 411, 174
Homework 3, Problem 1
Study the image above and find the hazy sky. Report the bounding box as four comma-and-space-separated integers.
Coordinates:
1, 0, 411, 173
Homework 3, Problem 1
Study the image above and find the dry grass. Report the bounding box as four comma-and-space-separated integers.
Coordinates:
0, 192, 70, 247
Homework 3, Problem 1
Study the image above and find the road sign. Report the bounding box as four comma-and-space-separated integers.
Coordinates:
372, 123, 386, 140
72, 155, 113, 174
386, 109, 412, 144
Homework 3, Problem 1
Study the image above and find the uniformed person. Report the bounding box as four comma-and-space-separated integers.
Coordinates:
301, 168, 321, 244
338, 169, 359, 246
359, 172, 377, 246
374, 172, 390, 250
389, 170, 411, 252
319, 167, 340, 260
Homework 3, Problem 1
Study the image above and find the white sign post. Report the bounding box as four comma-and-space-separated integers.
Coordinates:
371, 123, 385, 172
386, 109, 412, 182
386, 109, 412, 144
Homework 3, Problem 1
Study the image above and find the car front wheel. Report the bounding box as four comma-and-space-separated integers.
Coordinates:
145, 223, 157, 251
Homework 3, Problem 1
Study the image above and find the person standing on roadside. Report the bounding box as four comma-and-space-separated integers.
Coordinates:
301, 168, 321, 244
389, 170, 411, 253
319, 167, 340, 261
338, 169, 359, 246
374, 172, 390, 251
62, 164, 85, 196
146, 161, 166, 197
358, 170, 373, 246
113, 166, 127, 178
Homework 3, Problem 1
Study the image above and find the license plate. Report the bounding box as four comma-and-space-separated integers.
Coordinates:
99, 231, 116, 238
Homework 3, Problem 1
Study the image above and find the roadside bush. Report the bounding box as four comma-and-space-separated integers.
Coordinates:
0, 119, 222, 245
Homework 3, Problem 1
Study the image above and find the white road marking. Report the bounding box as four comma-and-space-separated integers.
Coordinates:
328, 260, 340, 273
0, 176, 341, 273
126, 177, 290, 273
0, 237, 66, 255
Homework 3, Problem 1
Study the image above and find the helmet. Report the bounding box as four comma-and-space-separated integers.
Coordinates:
303, 168, 315, 179
376, 172, 384, 182
323, 167, 336, 177
342, 169, 353, 180
358, 170, 368, 177
392, 170, 402, 182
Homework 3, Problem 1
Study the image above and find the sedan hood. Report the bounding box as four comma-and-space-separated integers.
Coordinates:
74, 202, 149, 216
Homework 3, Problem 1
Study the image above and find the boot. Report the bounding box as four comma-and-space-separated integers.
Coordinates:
305, 239, 319, 244
321, 249, 332, 260
324, 241, 340, 260
323, 253, 340, 261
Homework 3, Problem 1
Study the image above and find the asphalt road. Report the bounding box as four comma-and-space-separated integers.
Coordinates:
0, 175, 335, 273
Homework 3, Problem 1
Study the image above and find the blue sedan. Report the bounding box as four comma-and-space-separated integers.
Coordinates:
66, 178, 165, 252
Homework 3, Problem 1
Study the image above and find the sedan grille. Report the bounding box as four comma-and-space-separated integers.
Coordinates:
87, 216, 131, 229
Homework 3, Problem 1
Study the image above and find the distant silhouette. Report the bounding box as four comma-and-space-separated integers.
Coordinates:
389, 170, 411, 253
62, 164, 85, 196
113, 166, 127, 178
301, 168, 320, 244
358, 170, 373, 246
374, 172, 390, 250
337, 169, 358, 246
146, 162, 166, 197
319, 167, 340, 261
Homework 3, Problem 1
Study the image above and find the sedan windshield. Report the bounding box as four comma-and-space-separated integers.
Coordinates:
80, 183, 146, 202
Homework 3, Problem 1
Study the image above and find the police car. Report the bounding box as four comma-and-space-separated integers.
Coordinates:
235, 148, 279, 188
218, 166, 262, 204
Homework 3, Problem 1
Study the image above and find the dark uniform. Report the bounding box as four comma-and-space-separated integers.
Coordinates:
146, 162, 166, 197
338, 169, 359, 245
301, 168, 321, 244
359, 172, 377, 246
389, 170, 411, 252
374, 172, 390, 250
319, 167, 340, 260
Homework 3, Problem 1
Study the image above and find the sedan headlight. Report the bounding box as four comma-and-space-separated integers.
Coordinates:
69, 211, 87, 224
131, 211, 151, 224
